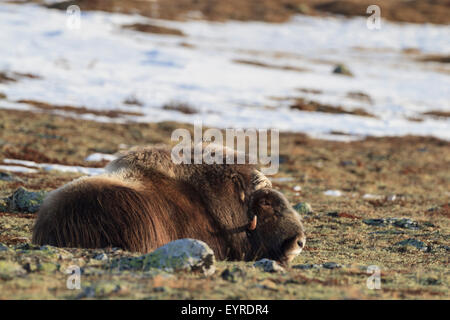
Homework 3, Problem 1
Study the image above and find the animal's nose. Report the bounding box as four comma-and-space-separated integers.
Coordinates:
297, 236, 306, 249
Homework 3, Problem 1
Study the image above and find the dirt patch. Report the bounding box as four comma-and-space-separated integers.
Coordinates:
163, 102, 198, 115
0, 72, 40, 84
233, 59, 308, 72
123, 95, 144, 107
122, 23, 185, 36
42, 0, 450, 24
298, 88, 323, 95
346, 91, 373, 104
419, 55, 450, 64
422, 111, 450, 119
290, 98, 376, 117
17, 99, 144, 118
2, 146, 60, 164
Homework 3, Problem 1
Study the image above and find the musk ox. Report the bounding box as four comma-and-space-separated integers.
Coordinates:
32, 146, 306, 265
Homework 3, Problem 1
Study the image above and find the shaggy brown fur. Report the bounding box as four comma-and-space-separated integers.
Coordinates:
32, 146, 305, 263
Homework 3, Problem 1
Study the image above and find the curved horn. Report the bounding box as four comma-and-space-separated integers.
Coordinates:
248, 215, 257, 231
252, 170, 272, 190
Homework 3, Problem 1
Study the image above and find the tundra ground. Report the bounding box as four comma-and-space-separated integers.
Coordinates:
0, 109, 448, 299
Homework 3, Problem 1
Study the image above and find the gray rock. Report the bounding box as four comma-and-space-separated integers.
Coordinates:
389, 218, 419, 230
363, 217, 420, 230
333, 64, 353, 77
221, 266, 246, 283
114, 239, 216, 275
327, 211, 340, 217
293, 263, 322, 270
0, 172, 23, 182
3, 187, 47, 213
322, 262, 342, 269
363, 218, 386, 226
253, 259, 285, 273
293, 202, 313, 215
94, 253, 108, 261
394, 238, 430, 252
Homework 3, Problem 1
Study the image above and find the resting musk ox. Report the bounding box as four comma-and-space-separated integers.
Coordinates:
32, 146, 306, 265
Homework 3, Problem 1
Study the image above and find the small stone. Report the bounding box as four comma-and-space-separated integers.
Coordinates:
388, 218, 420, 230
363, 218, 386, 226
293, 202, 313, 215
322, 262, 342, 269
387, 194, 397, 201
394, 238, 430, 252
76, 287, 96, 299
253, 259, 285, 273
0, 172, 23, 182
221, 266, 246, 283
327, 211, 339, 217
323, 190, 343, 197
363, 217, 420, 230
94, 253, 108, 261
333, 64, 353, 77
293, 263, 322, 270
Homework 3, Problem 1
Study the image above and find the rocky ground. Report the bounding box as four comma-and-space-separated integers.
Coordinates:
0, 108, 448, 299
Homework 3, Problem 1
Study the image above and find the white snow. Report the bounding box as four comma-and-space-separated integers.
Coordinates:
324, 190, 343, 197
0, 3, 448, 140
0, 165, 38, 173
362, 193, 383, 200
84, 153, 118, 162
3, 159, 105, 175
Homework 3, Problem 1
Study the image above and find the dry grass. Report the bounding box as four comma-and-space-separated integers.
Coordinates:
290, 98, 376, 117
17, 99, 144, 119
122, 23, 185, 36
40, 0, 450, 24
233, 59, 309, 73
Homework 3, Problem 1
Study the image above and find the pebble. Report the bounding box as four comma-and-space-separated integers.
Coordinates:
293, 202, 313, 215
253, 259, 285, 273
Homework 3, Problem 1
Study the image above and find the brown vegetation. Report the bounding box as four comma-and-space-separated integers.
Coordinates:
42, 0, 450, 24
290, 98, 376, 117
17, 99, 144, 118
233, 59, 308, 72
122, 23, 185, 36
